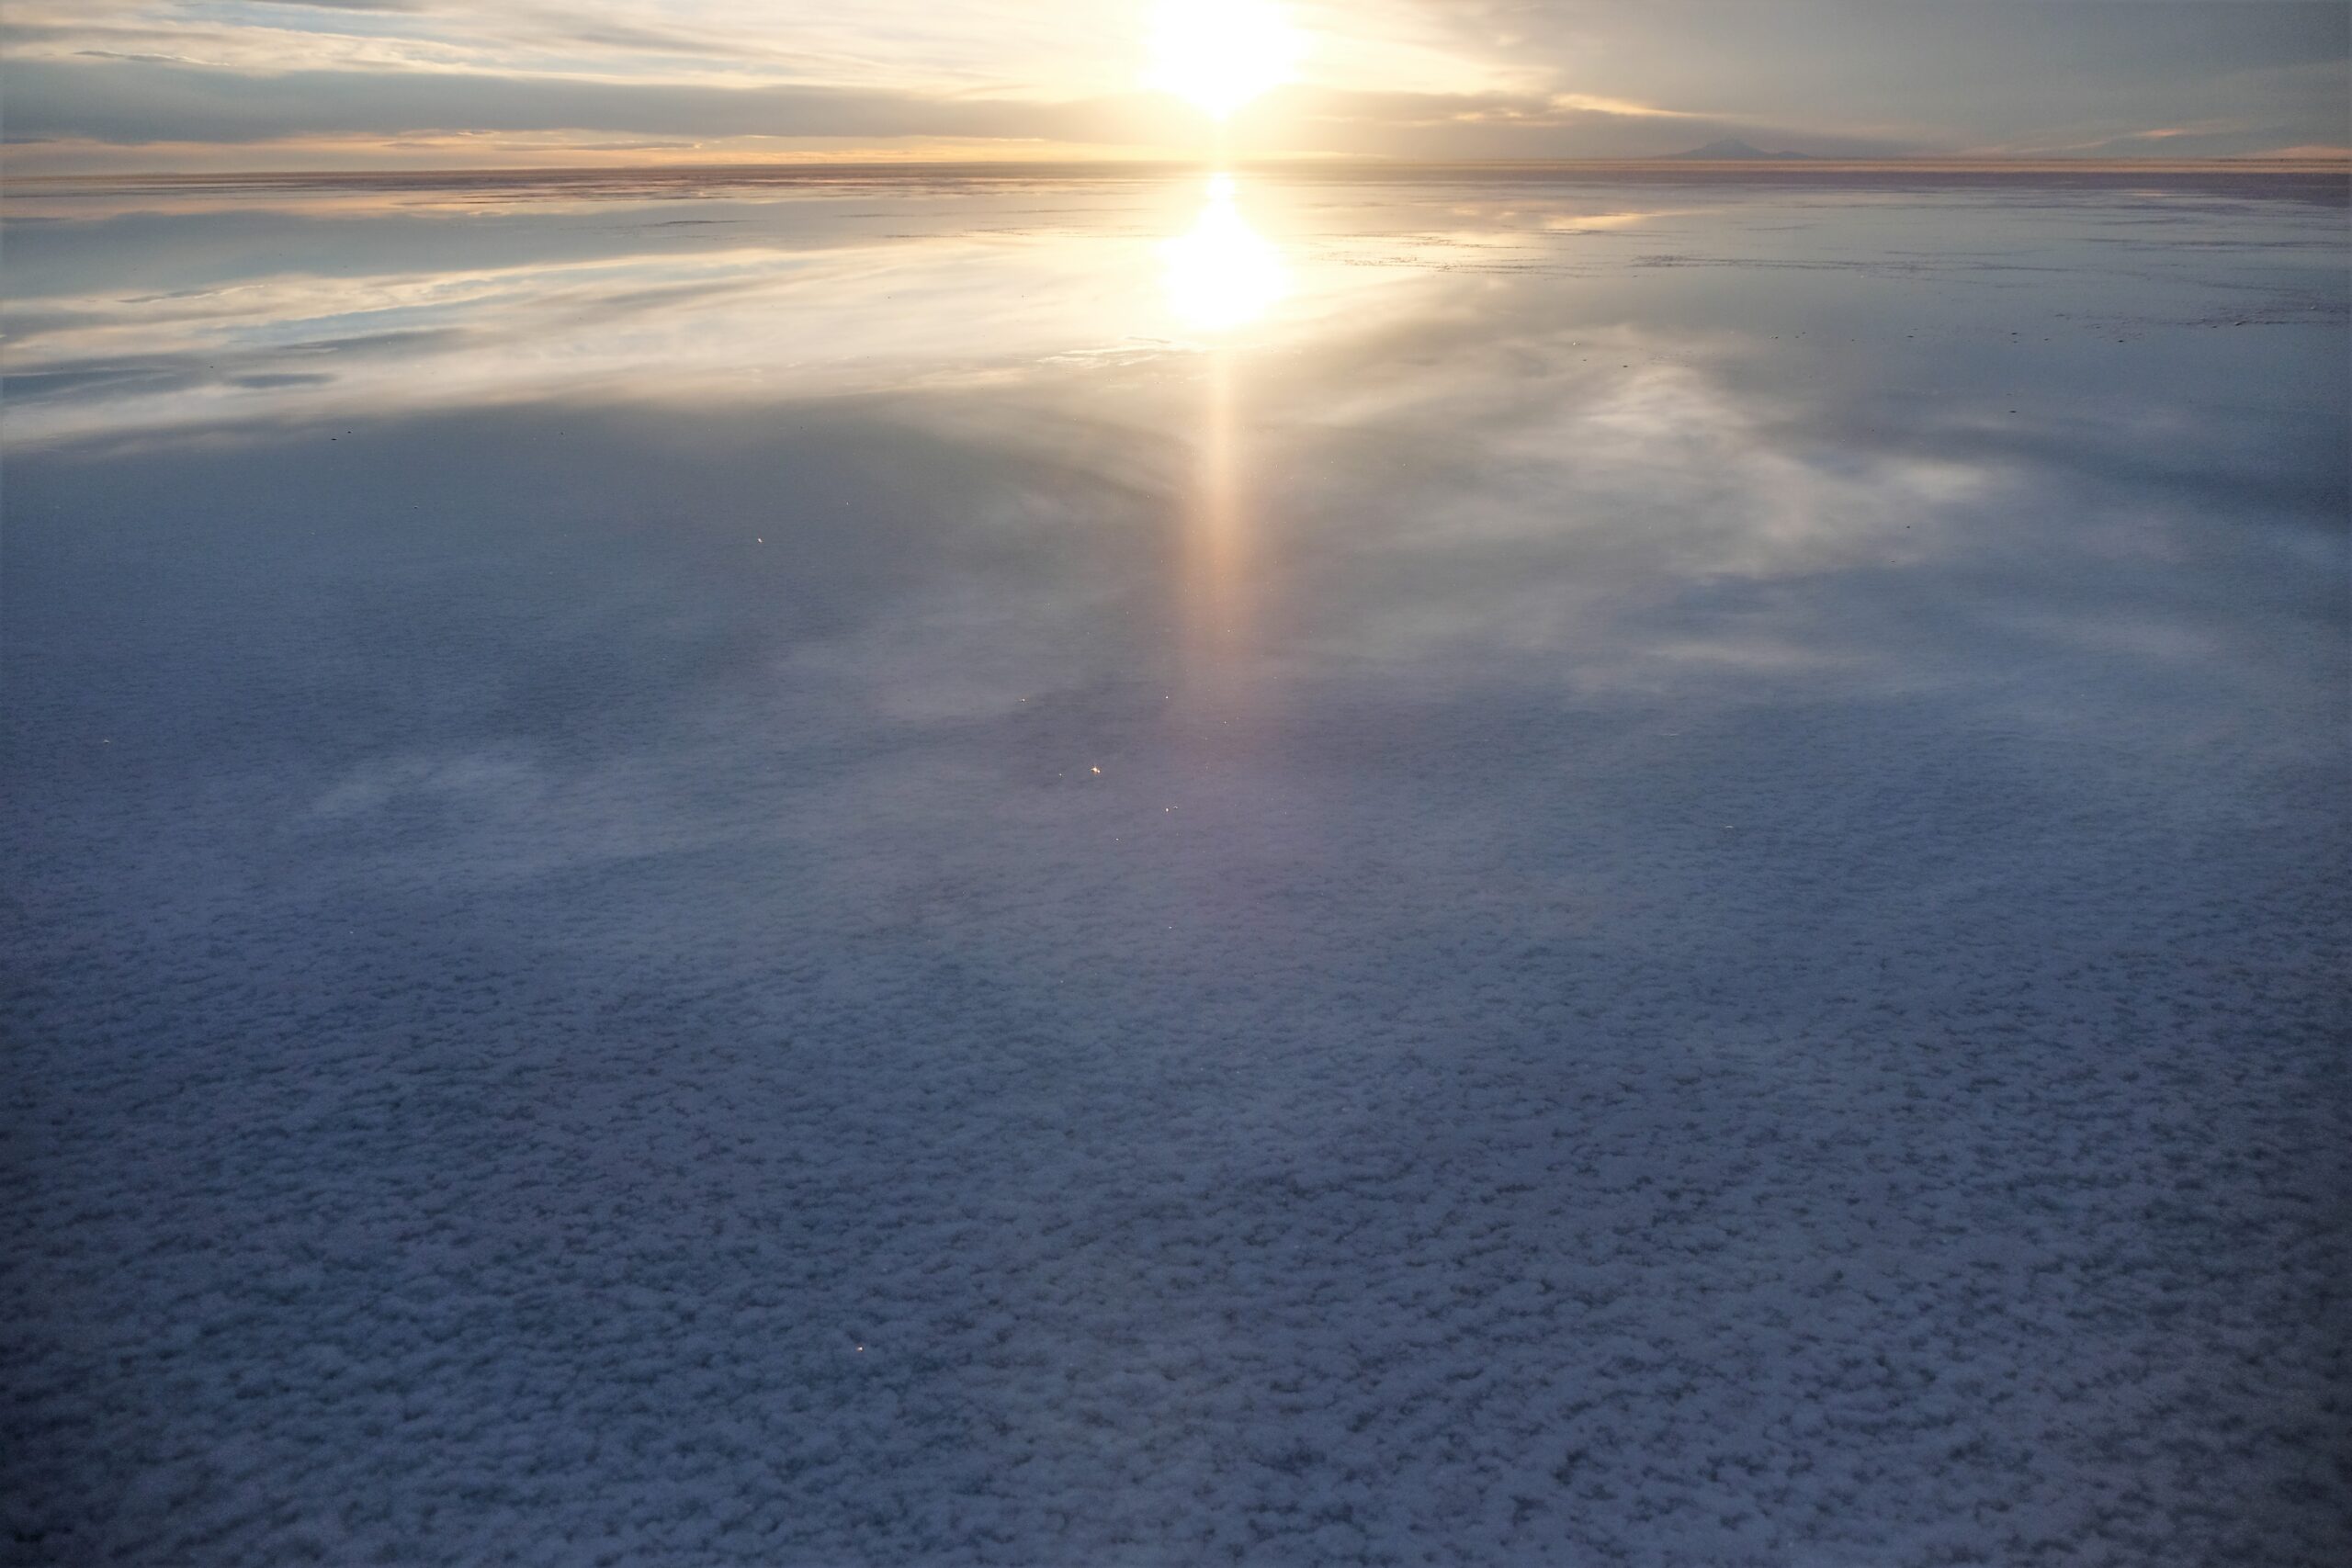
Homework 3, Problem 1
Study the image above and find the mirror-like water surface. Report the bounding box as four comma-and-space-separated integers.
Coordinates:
5, 170, 2346, 1565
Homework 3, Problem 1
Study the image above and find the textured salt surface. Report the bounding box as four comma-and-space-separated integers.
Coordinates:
3, 176, 2347, 1565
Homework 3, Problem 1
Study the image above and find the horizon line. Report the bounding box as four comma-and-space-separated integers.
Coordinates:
8, 154, 2349, 187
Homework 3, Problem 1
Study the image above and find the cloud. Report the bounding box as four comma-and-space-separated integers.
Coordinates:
2, 58, 1920, 163
1395, 1, 2349, 160
1267, 85, 1913, 157
0, 59, 1129, 146
2, 2, 2346, 168
73, 49, 194, 64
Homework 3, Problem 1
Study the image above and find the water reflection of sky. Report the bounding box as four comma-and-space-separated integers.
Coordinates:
4, 172, 2347, 1565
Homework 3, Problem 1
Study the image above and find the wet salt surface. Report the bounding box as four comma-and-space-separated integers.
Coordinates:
3, 171, 2346, 1565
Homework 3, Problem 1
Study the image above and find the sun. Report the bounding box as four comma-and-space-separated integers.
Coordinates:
1146, 0, 1304, 120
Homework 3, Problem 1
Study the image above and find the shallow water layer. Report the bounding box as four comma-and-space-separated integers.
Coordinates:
4, 171, 2347, 1565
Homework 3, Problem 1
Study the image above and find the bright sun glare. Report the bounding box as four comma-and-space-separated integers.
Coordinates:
1163, 174, 1288, 331
1147, 0, 1304, 120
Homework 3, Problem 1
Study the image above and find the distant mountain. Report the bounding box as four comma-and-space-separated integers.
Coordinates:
1660, 138, 1816, 161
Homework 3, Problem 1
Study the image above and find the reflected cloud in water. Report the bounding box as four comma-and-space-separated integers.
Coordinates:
5, 170, 2340, 707
0, 173, 1336, 446
5, 166, 2348, 1567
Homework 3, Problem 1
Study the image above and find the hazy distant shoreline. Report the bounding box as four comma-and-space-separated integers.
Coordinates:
10, 156, 2348, 202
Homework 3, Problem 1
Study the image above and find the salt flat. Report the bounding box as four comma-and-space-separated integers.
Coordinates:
3, 169, 2346, 1565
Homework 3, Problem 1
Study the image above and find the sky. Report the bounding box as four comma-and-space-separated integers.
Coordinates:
3, 2, 2347, 173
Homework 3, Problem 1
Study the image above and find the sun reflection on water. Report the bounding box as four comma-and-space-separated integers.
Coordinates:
1162, 174, 1287, 333
1170, 179, 1269, 708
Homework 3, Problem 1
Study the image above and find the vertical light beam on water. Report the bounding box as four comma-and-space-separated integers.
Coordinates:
1161, 175, 1284, 699
1185, 345, 1249, 681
